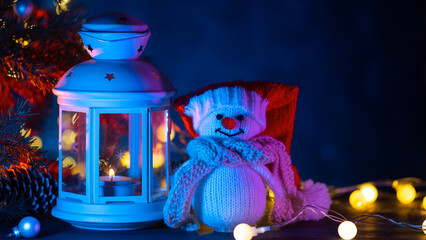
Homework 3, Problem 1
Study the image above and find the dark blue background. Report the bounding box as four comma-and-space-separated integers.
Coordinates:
42, 0, 425, 186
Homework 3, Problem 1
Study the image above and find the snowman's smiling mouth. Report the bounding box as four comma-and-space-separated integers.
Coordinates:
215, 128, 244, 137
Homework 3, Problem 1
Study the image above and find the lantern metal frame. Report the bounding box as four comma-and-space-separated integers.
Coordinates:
52, 60, 175, 230
51, 11, 175, 230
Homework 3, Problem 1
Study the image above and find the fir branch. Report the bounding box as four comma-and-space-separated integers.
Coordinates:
1, 56, 60, 94
0, 5, 90, 94
0, 100, 47, 170
0, 196, 33, 222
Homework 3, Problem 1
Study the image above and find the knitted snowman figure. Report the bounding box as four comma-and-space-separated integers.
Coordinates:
164, 81, 331, 232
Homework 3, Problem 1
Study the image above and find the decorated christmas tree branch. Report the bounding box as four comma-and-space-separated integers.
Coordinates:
0, 99, 47, 170
0, 195, 34, 222
0, 5, 90, 95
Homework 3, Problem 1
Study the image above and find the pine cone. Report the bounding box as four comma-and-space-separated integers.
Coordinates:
0, 166, 58, 221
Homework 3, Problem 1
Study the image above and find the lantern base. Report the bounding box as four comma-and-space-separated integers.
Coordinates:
68, 220, 161, 231
52, 197, 165, 230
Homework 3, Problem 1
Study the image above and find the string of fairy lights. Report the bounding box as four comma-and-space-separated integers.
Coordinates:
233, 178, 426, 240
27, 123, 425, 239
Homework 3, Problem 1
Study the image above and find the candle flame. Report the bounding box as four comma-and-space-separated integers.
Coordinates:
109, 169, 115, 178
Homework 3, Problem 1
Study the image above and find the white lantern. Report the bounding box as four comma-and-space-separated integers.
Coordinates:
51, 12, 176, 230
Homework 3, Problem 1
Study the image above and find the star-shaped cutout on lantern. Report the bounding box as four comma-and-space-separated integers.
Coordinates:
87, 44, 93, 52
66, 71, 73, 78
151, 72, 160, 81
137, 45, 144, 53
119, 16, 129, 22
105, 73, 115, 81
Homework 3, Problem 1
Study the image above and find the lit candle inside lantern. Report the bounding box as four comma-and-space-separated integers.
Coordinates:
109, 168, 115, 182
99, 169, 135, 196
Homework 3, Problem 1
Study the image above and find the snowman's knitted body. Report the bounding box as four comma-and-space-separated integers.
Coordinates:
192, 165, 266, 232
164, 84, 331, 231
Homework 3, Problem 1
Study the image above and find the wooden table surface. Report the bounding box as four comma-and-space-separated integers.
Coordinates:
1, 192, 425, 240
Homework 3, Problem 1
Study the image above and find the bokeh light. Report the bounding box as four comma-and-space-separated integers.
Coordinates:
268, 189, 275, 199
395, 184, 416, 204
62, 113, 72, 129
20, 128, 31, 137
62, 129, 77, 151
31, 136, 43, 149
156, 124, 175, 142
349, 190, 368, 209
422, 197, 426, 210
120, 151, 131, 168
360, 183, 378, 204
62, 156, 76, 169
153, 143, 165, 169
160, 179, 167, 189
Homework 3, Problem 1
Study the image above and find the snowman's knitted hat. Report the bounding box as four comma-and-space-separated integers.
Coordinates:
184, 86, 268, 134
174, 81, 299, 155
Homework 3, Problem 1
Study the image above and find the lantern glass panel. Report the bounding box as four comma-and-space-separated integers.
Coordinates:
99, 113, 142, 197
61, 111, 86, 195
151, 109, 169, 201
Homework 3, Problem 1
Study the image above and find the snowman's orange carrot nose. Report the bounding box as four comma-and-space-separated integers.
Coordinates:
221, 117, 236, 130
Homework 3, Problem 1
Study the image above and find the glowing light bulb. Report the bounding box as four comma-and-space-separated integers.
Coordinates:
360, 183, 378, 204
349, 190, 368, 209
338, 221, 357, 240
31, 136, 43, 149
233, 223, 256, 240
422, 197, 426, 210
396, 184, 416, 204
422, 220, 426, 234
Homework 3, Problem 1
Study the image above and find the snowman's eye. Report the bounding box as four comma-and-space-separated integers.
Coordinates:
236, 115, 244, 121
216, 114, 223, 120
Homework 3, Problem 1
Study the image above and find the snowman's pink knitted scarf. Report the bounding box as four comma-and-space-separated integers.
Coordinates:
163, 135, 302, 229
